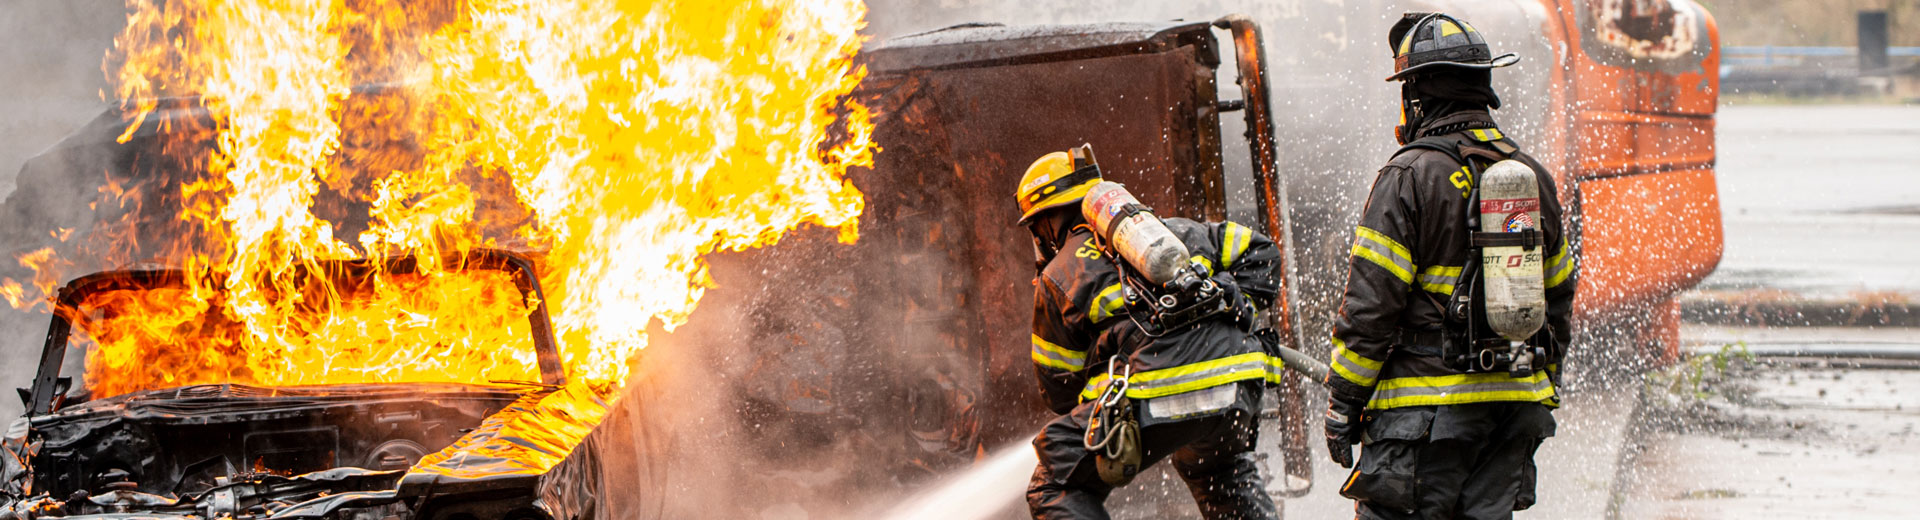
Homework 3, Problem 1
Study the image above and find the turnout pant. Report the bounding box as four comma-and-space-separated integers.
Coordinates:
1341, 402, 1556, 520
1027, 381, 1278, 520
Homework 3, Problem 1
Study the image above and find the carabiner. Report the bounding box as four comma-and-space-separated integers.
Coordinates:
1099, 356, 1131, 407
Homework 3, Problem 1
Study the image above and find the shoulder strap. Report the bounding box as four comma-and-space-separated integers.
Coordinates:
1389, 135, 1477, 324
1391, 135, 1466, 164
1400, 128, 1531, 163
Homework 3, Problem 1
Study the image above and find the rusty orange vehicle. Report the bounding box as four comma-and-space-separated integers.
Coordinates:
1538, 0, 1723, 363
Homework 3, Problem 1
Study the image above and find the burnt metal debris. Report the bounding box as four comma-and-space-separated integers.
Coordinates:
4, 250, 574, 520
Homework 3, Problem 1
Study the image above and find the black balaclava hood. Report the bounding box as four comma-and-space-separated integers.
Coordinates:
1397, 68, 1502, 144
1028, 206, 1087, 271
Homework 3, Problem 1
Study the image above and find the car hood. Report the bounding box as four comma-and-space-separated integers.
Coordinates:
2, 382, 591, 519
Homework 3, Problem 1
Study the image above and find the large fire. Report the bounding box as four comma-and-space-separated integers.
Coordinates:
10, 0, 874, 398
69, 269, 546, 399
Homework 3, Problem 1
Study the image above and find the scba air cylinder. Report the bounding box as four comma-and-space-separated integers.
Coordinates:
1081, 182, 1191, 287
1477, 160, 1548, 342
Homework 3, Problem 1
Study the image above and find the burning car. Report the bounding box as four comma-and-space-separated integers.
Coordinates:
0, 0, 876, 517
2, 249, 596, 520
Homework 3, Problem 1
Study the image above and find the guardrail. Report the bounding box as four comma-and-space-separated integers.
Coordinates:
1724, 46, 1920, 68
1725, 46, 1920, 57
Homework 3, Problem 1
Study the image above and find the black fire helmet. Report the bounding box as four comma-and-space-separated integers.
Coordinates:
1386, 12, 1517, 82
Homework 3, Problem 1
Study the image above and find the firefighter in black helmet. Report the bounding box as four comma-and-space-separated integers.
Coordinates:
1017, 145, 1282, 520
1323, 13, 1578, 520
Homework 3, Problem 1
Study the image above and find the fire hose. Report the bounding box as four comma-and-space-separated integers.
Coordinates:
1271, 343, 1330, 385
1256, 329, 1330, 387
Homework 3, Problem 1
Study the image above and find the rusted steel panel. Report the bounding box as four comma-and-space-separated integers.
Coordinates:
866, 21, 1218, 73
852, 39, 1229, 443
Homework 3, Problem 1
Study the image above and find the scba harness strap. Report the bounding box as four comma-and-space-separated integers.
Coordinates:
1473, 229, 1542, 249
1393, 132, 1545, 249
1391, 130, 1553, 375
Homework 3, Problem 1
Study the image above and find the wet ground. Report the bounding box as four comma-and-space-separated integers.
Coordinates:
1610, 327, 1920, 519
897, 327, 1920, 520
1603, 104, 1920, 517
1703, 104, 1920, 298
1269, 326, 1920, 520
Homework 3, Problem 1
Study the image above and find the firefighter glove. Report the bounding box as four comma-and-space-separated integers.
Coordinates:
1324, 392, 1367, 469
1219, 276, 1258, 331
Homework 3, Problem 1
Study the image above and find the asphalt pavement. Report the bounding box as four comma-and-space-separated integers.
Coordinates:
1612, 325, 1920, 519
1702, 104, 1920, 298
1615, 104, 1920, 517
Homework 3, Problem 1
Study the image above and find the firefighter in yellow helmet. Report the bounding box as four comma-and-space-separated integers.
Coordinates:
1017, 144, 1282, 520
1324, 12, 1577, 519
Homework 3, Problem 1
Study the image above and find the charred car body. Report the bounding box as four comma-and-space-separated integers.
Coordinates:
3, 249, 577, 520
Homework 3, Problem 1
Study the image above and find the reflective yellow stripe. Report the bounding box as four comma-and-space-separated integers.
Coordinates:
1130, 353, 1256, 382
1221, 222, 1252, 268
1328, 337, 1381, 387
1351, 244, 1412, 284
1032, 351, 1078, 371
1338, 345, 1383, 371
1264, 354, 1286, 384
1367, 371, 1557, 409
1355, 226, 1411, 261
1352, 226, 1413, 284
1033, 334, 1085, 361
1221, 223, 1242, 267
1082, 373, 1110, 401
1191, 255, 1214, 276
1417, 265, 1461, 295
1545, 241, 1572, 289
1031, 334, 1086, 371
1088, 284, 1126, 323
1469, 128, 1504, 142
1234, 225, 1252, 265
1438, 20, 1462, 36
1079, 352, 1280, 401
1331, 361, 1372, 386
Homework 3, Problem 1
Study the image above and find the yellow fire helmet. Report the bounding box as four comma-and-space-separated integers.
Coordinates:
1015, 144, 1102, 225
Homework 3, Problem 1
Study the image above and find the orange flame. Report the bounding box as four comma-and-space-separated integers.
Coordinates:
14, 0, 873, 399
408, 0, 874, 384
3, 249, 65, 311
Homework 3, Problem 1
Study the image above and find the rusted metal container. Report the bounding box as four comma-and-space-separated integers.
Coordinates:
839, 17, 1317, 499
